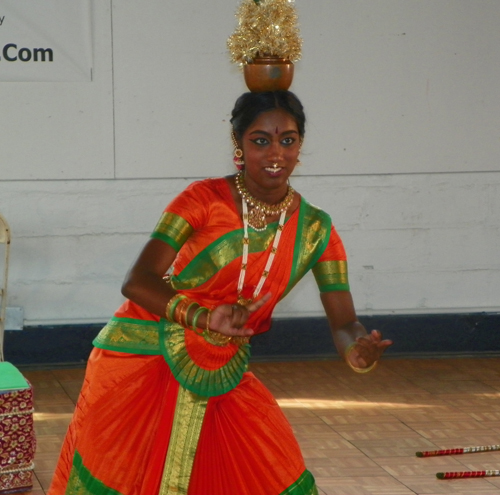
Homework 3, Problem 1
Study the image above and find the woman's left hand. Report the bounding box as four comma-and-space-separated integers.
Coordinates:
347, 330, 393, 368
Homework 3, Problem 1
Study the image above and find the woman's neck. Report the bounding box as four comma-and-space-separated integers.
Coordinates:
240, 174, 290, 206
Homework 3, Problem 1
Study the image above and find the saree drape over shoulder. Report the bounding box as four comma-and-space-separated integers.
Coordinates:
49, 178, 349, 495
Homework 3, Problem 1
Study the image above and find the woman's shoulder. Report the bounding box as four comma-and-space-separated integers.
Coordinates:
163, 176, 234, 231
187, 176, 227, 186
182, 177, 229, 197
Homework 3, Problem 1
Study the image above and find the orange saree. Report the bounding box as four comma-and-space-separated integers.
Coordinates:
49, 178, 348, 495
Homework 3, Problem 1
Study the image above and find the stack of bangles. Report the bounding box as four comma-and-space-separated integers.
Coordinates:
165, 293, 211, 335
164, 293, 247, 346
344, 342, 378, 373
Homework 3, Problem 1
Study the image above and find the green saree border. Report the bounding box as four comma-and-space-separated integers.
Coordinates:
151, 212, 194, 252
172, 225, 278, 290
159, 319, 251, 397
312, 260, 350, 293
159, 387, 208, 495
65, 446, 317, 495
92, 317, 162, 355
283, 199, 331, 298
65, 450, 123, 495
280, 469, 319, 495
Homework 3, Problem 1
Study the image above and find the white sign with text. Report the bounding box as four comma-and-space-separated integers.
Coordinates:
0, 0, 92, 82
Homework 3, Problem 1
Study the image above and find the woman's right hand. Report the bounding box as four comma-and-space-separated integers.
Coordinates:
208, 294, 271, 337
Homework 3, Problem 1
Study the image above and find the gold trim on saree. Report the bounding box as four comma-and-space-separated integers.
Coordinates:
312, 260, 349, 292
172, 226, 278, 291
65, 451, 123, 495
159, 387, 208, 495
283, 199, 331, 297
160, 320, 250, 397
151, 212, 194, 251
93, 317, 161, 355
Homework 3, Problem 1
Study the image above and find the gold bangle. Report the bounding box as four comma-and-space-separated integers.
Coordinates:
202, 309, 234, 346
204, 330, 232, 347
205, 309, 212, 332
344, 342, 357, 360
173, 298, 192, 327
183, 302, 199, 328
345, 342, 378, 374
165, 294, 186, 322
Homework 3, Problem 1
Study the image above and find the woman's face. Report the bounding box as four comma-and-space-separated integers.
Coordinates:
239, 108, 301, 199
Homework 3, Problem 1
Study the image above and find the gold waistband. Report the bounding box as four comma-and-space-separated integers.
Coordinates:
203, 330, 250, 347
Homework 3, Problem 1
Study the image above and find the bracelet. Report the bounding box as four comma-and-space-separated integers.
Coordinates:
191, 307, 208, 335
174, 298, 194, 328
205, 309, 212, 332
183, 302, 199, 329
345, 342, 378, 374
202, 309, 235, 346
204, 330, 232, 346
165, 294, 186, 322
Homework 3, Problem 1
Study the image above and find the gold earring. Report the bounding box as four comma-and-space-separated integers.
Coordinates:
296, 139, 303, 165
231, 132, 245, 169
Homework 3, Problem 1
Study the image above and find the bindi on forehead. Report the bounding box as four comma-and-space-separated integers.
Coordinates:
275, 127, 279, 134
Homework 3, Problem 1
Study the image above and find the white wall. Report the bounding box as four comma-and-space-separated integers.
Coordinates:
1, 0, 499, 325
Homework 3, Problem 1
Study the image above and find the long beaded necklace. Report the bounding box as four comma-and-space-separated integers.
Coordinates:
236, 175, 289, 306
235, 171, 294, 231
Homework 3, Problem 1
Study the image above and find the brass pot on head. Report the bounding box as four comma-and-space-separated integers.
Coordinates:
243, 56, 294, 92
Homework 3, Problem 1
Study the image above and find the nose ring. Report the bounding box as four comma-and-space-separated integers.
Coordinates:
272, 163, 278, 169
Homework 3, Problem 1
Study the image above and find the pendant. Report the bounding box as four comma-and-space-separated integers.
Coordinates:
248, 208, 267, 231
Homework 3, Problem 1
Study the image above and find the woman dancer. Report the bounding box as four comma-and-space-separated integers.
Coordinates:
49, 90, 392, 495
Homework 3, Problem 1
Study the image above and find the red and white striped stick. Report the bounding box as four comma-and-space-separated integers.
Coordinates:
436, 470, 500, 480
416, 444, 500, 457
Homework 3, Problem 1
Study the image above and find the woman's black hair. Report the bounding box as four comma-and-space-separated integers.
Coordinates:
230, 90, 306, 140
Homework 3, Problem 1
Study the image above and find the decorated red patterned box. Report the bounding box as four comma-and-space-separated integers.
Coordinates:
0, 367, 36, 494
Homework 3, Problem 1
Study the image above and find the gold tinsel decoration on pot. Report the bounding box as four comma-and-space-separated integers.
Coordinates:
227, 0, 302, 66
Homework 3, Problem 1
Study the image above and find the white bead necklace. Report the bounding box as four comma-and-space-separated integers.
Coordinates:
237, 198, 286, 306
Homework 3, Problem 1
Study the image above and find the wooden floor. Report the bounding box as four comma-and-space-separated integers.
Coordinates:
17, 356, 500, 495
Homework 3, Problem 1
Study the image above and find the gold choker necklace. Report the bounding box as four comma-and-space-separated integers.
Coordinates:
235, 171, 294, 231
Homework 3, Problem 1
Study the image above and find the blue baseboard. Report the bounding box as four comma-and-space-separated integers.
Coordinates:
3, 312, 500, 367
251, 312, 500, 360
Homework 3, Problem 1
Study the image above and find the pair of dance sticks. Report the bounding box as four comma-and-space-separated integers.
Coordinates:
416, 444, 500, 479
